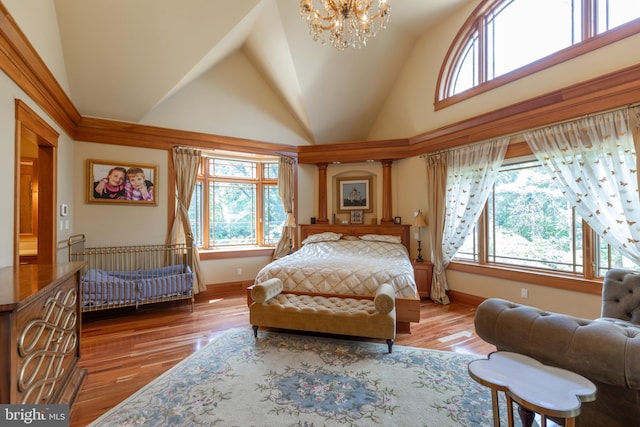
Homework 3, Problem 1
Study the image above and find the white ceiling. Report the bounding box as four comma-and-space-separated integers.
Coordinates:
53, 0, 469, 145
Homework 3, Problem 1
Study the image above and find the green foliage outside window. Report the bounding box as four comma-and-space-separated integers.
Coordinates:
188, 156, 283, 248
211, 182, 256, 245
488, 161, 583, 273
457, 160, 637, 276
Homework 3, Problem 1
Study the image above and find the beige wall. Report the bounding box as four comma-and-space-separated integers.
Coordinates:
2, 0, 70, 94
448, 271, 601, 319
0, 73, 22, 268
73, 142, 169, 246
297, 163, 317, 226
200, 257, 271, 286
140, 49, 311, 146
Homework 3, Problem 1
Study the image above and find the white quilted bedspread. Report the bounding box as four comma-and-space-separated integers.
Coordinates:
255, 240, 418, 299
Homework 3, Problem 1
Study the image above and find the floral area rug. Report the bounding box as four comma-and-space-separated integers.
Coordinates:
90, 328, 510, 426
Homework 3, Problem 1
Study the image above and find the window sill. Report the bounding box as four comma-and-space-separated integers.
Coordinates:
448, 261, 602, 295
199, 246, 274, 260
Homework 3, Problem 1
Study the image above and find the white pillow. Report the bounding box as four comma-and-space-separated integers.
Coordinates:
359, 234, 402, 244
301, 232, 343, 245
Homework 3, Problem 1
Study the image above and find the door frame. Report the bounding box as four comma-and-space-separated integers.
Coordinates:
14, 100, 59, 266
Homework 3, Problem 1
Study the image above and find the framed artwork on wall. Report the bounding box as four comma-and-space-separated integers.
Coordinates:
336, 176, 373, 213
350, 210, 364, 224
87, 159, 158, 205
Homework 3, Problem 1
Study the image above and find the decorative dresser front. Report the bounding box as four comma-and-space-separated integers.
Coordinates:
0, 262, 86, 405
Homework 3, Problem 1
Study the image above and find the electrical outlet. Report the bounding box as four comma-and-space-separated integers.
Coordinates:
236, 267, 242, 276
520, 288, 528, 299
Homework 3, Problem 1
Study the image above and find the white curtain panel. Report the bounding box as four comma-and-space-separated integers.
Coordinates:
442, 138, 509, 263
524, 108, 640, 266
425, 138, 508, 304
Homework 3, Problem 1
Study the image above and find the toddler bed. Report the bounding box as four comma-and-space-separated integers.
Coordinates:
68, 234, 194, 312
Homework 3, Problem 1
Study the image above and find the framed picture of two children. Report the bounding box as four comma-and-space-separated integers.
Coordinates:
87, 159, 158, 205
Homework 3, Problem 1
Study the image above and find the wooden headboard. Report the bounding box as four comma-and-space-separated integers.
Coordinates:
299, 224, 411, 252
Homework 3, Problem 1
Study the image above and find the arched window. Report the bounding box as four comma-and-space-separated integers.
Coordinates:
436, 0, 640, 109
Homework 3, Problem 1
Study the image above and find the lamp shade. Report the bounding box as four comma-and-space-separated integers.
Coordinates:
412, 210, 428, 228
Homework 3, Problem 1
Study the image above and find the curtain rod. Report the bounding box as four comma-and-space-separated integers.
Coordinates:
174, 145, 285, 162
276, 152, 298, 161
174, 145, 298, 161
420, 136, 511, 158
173, 146, 215, 155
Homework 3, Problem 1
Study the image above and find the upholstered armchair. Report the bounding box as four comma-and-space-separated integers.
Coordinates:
474, 269, 640, 427
600, 268, 640, 325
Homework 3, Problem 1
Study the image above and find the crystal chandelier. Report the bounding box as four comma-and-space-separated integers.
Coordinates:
299, 0, 391, 50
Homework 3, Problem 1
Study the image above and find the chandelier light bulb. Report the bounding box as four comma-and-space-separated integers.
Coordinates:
300, 0, 391, 50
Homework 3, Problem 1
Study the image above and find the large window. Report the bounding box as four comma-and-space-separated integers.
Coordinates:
596, 235, 640, 276
456, 158, 639, 276
188, 155, 284, 249
438, 0, 640, 106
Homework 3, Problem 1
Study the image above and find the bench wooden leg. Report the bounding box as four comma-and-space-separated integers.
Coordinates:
386, 339, 393, 353
252, 325, 258, 338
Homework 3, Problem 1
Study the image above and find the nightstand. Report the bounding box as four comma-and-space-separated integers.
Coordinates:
412, 261, 433, 299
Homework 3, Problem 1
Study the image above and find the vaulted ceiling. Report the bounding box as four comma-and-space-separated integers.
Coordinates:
53, 0, 469, 146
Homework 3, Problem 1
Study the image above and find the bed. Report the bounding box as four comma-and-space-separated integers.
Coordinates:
68, 234, 195, 312
250, 224, 420, 332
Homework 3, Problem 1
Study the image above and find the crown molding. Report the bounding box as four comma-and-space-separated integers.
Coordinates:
75, 116, 299, 157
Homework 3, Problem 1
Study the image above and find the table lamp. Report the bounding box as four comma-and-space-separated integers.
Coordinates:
412, 210, 428, 262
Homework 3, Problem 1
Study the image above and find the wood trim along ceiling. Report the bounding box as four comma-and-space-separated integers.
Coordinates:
410, 63, 640, 156
1, 2, 639, 165
0, 3, 80, 136
73, 116, 299, 158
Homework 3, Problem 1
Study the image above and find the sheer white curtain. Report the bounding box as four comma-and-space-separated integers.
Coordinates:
524, 108, 640, 266
425, 138, 509, 304
166, 147, 205, 292
272, 156, 296, 259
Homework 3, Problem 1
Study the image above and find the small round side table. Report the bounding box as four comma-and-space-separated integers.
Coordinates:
468, 351, 596, 427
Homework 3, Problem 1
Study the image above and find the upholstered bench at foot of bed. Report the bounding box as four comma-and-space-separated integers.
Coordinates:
249, 278, 397, 353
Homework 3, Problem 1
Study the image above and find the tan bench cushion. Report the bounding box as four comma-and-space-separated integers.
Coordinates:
250, 282, 396, 342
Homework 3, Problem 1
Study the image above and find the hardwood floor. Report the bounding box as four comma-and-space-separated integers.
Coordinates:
70, 289, 496, 426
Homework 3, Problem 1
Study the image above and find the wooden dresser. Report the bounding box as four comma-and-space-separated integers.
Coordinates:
0, 262, 86, 405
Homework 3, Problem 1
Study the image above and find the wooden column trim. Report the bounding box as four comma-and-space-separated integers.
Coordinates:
381, 160, 393, 224
317, 163, 329, 224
